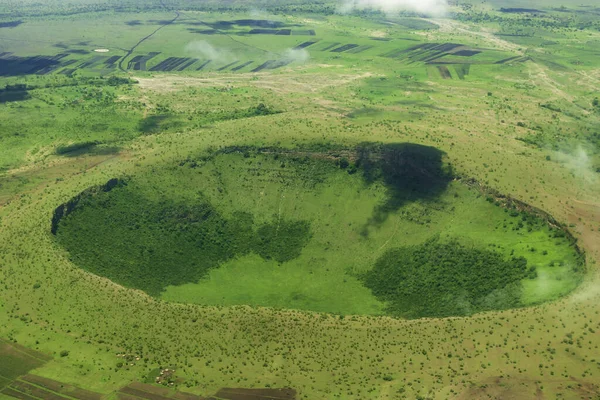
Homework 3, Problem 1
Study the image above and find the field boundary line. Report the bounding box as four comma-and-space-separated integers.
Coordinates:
1, 386, 44, 400
0, 339, 51, 363
118, 1, 180, 72
15, 379, 79, 400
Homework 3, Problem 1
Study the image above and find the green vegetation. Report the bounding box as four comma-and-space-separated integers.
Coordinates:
55, 180, 311, 296
0, 0, 599, 398
52, 147, 583, 316
364, 237, 533, 318
0, 339, 50, 390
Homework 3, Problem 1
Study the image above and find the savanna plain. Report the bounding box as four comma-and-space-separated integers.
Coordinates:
0, 0, 600, 398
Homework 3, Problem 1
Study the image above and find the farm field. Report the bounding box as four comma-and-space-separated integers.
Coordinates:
0, 0, 600, 399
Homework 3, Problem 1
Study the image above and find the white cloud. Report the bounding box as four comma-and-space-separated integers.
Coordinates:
338, 0, 448, 17
184, 41, 235, 64
283, 48, 310, 63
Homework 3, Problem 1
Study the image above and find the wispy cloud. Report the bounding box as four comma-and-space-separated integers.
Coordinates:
184, 41, 235, 64
283, 48, 310, 63
554, 145, 598, 184
338, 0, 448, 16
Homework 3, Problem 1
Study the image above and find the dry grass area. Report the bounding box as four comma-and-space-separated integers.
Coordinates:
134, 71, 373, 95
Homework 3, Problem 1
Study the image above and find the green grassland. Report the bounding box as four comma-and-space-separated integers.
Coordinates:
0, 0, 600, 399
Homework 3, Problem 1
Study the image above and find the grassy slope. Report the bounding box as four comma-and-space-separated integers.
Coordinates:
0, 2, 599, 399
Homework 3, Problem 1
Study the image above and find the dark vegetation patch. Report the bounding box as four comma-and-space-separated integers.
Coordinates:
0, 84, 30, 103
453, 49, 480, 57
78, 55, 106, 69
188, 28, 219, 34
127, 52, 160, 71
248, 28, 291, 35
255, 220, 311, 263
120, 382, 208, 400
233, 19, 288, 28
59, 67, 77, 76
0, 53, 69, 76
500, 8, 545, 13
197, 19, 300, 35
346, 107, 382, 119
495, 56, 522, 64
362, 237, 534, 318
54, 181, 312, 296
218, 60, 239, 71
0, 77, 132, 107
55, 141, 99, 155
149, 57, 196, 72
196, 60, 212, 70
251, 60, 276, 72
346, 45, 373, 54
1, 387, 38, 400
117, 383, 295, 400
137, 114, 184, 134
19, 375, 103, 400
120, 385, 191, 400
5, 380, 77, 400
215, 387, 297, 400
294, 40, 318, 50
231, 60, 254, 71
177, 58, 198, 71
0, 20, 23, 28
381, 43, 519, 65
355, 142, 452, 230
55, 141, 120, 157
51, 178, 122, 235
330, 44, 359, 53
105, 55, 122, 66
437, 65, 452, 79
381, 43, 462, 63
201, 20, 234, 30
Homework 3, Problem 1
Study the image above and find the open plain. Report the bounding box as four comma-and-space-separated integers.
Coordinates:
0, 0, 599, 398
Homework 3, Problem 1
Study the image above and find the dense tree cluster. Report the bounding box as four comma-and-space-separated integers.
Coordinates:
55, 182, 311, 296
363, 237, 535, 318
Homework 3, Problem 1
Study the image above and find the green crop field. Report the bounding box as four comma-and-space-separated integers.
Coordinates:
0, 0, 600, 398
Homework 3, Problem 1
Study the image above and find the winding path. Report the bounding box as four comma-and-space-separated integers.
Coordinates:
118, 0, 180, 72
